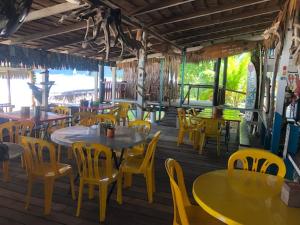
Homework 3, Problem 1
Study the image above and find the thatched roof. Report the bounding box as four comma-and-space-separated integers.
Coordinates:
0, 67, 30, 79
0, 0, 283, 63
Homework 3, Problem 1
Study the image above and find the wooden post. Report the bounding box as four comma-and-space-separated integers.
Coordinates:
42, 69, 49, 110
136, 30, 147, 119
180, 49, 186, 106
213, 58, 221, 106
274, 24, 293, 116
99, 61, 105, 103
29, 70, 36, 107
94, 71, 99, 101
159, 59, 164, 120
7, 72, 12, 112
221, 57, 228, 104
111, 66, 116, 105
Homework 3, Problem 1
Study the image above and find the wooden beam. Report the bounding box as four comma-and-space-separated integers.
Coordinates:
149, 0, 272, 26
169, 16, 274, 41
181, 27, 266, 47
1, 22, 87, 45
43, 38, 83, 50
129, 0, 196, 16
162, 5, 280, 35
174, 20, 272, 43
25, 2, 86, 22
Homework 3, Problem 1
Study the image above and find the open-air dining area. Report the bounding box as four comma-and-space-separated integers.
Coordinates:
0, 0, 300, 225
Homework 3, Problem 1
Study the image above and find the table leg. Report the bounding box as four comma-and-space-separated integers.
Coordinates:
107, 148, 125, 203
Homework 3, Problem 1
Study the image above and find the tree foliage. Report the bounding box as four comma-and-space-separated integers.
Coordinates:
180, 53, 250, 107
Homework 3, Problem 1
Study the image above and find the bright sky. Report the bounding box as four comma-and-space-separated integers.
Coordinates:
0, 66, 124, 110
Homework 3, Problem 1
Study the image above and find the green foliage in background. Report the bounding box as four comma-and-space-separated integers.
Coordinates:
180, 53, 250, 107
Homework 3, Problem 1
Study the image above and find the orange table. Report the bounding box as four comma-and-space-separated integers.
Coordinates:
193, 169, 300, 225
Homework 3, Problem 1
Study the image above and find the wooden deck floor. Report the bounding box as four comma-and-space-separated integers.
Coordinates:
0, 127, 235, 225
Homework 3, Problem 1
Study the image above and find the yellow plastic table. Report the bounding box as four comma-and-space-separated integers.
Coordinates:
193, 169, 300, 225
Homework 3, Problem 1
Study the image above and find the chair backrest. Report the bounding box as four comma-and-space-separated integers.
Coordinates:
95, 114, 116, 125
20, 136, 58, 175
203, 118, 223, 135
165, 158, 191, 225
0, 121, 17, 142
228, 148, 286, 178
15, 121, 35, 143
177, 108, 188, 128
52, 106, 69, 115
139, 131, 161, 172
72, 112, 94, 125
118, 103, 130, 118
79, 116, 97, 126
128, 120, 151, 135
72, 142, 113, 180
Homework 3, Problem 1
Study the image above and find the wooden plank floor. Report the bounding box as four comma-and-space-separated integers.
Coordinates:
0, 129, 235, 225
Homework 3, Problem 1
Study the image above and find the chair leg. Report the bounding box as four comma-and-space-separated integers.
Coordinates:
198, 135, 205, 154
99, 183, 108, 222
217, 136, 221, 156
67, 147, 73, 160
44, 177, 54, 215
25, 176, 33, 209
76, 179, 84, 217
69, 172, 76, 200
145, 169, 153, 203
124, 172, 132, 188
177, 130, 184, 146
21, 156, 25, 168
3, 161, 9, 182
88, 184, 95, 199
116, 174, 123, 204
57, 145, 61, 163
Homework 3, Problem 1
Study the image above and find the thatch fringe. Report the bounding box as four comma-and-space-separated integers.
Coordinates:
263, 0, 298, 56
0, 67, 30, 79
117, 56, 180, 101
186, 41, 258, 62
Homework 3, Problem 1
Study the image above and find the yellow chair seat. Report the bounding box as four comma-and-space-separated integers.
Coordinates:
185, 205, 223, 225
81, 167, 120, 184
126, 145, 144, 157
31, 163, 72, 177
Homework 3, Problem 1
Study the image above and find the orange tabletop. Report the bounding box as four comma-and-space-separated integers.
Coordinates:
193, 169, 300, 225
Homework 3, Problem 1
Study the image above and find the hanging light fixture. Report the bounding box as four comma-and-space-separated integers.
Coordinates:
65, 0, 82, 4
0, 0, 33, 37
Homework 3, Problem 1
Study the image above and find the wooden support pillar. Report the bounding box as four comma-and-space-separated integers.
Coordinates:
29, 70, 36, 108
159, 59, 164, 120
136, 31, 147, 119
180, 49, 186, 106
111, 66, 116, 104
213, 58, 221, 106
99, 62, 105, 103
94, 71, 99, 101
274, 24, 293, 116
6, 72, 12, 112
221, 57, 228, 105
42, 69, 49, 110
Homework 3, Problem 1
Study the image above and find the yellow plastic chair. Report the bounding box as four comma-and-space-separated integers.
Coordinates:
15, 120, 35, 140
49, 106, 70, 132
72, 142, 122, 222
52, 106, 69, 115
0, 121, 18, 181
116, 102, 131, 126
79, 116, 97, 126
20, 136, 75, 215
199, 118, 224, 156
72, 111, 95, 126
94, 114, 116, 125
165, 158, 223, 225
177, 108, 197, 146
120, 131, 161, 203
127, 120, 151, 157
228, 148, 286, 178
